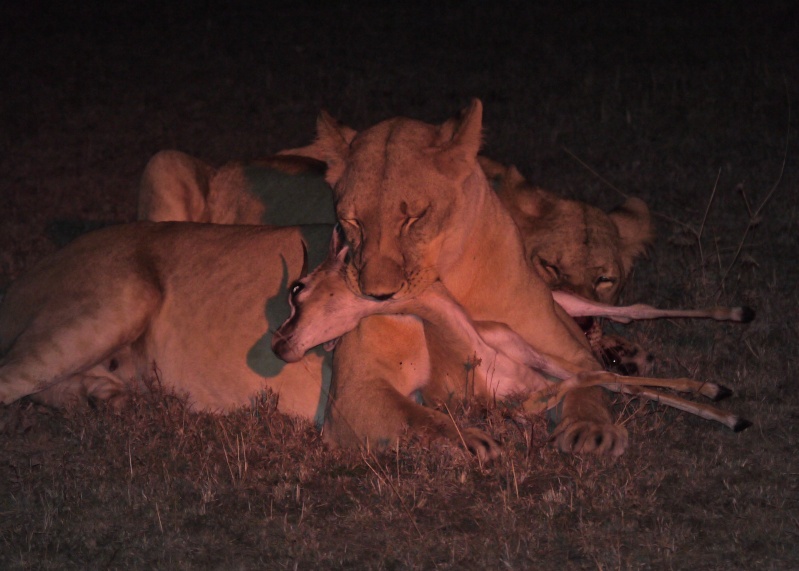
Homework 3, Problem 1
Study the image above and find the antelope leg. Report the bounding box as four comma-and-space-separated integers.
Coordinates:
552, 291, 755, 324
604, 384, 752, 432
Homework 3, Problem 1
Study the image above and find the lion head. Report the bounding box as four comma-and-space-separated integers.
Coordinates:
481, 157, 653, 304
308, 101, 485, 300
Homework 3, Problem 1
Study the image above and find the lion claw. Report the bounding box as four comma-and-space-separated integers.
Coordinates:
462, 427, 501, 463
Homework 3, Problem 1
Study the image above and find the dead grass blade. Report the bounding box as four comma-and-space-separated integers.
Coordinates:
360, 450, 423, 539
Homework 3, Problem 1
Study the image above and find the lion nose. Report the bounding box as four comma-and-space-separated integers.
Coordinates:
368, 292, 396, 301
359, 259, 404, 300
360, 281, 401, 300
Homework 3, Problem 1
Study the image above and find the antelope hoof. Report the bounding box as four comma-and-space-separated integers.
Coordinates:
712, 385, 733, 401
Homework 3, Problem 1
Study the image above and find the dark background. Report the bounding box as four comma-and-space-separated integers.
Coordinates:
1, 1, 798, 568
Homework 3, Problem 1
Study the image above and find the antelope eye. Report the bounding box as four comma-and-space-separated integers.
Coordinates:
289, 281, 305, 296
595, 276, 616, 287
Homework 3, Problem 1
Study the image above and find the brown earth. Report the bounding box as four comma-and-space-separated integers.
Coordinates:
1, 1, 797, 569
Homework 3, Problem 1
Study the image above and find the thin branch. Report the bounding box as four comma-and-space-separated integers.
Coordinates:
561, 146, 630, 200
720, 76, 791, 286
697, 169, 722, 266
562, 146, 696, 231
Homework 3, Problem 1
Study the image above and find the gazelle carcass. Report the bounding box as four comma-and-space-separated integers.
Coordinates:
272, 227, 751, 452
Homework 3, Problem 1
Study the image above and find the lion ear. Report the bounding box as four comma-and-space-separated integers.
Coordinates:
505, 167, 550, 219
609, 197, 655, 273
317, 110, 357, 149
481, 160, 549, 219
436, 99, 483, 175
477, 156, 506, 183
307, 110, 357, 186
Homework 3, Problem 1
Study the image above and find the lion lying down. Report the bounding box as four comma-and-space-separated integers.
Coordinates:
0, 101, 752, 459
0, 223, 336, 421
478, 156, 657, 373
139, 136, 658, 376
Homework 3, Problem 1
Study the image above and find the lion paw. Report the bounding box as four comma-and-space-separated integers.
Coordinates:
551, 419, 628, 457
461, 427, 501, 462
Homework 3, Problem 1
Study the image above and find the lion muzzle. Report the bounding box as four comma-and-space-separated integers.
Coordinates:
358, 258, 405, 299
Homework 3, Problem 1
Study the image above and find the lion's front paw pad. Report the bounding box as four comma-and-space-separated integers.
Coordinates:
552, 420, 628, 457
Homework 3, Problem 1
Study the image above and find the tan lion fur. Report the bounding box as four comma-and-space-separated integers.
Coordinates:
301, 101, 628, 456
479, 156, 656, 374
271, 230, 750, 435
133, 108, 644, 456
478, 156, 654, 304
0, 223, 333, 421
139, 150, 334, 226
3, 104, 752, 459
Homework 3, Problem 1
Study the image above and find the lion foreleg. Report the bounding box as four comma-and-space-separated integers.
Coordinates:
552, 386, 629, 456
325, 315, 499, 460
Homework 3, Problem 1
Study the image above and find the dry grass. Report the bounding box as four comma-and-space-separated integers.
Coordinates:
1, 1, 798, 568
2, 384, 785, 570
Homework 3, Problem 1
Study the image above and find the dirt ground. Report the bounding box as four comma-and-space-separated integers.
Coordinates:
1, 1, 797, 569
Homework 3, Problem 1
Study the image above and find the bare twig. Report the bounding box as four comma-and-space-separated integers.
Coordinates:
217, 419, 238, 485
443, 403, 470, 456
720, 76, 790, 287
562, 146, 695, 232
697, 169, 721, 266
562, 146, 630, 200
155, 502, 164, 534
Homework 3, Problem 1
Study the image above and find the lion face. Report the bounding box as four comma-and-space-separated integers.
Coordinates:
481, 157, 653, 305
524, 202, 636, 304
312, 104, 483, 300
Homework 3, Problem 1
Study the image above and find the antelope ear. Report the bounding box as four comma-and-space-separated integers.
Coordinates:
609, 197, 655, 274
435, 99, 483, 177
330, 223, 347, 258
311, 110, 357, 186
336, 243, 350, 263
300, 240, 309, 279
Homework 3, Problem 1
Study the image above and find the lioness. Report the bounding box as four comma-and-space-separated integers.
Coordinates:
139, 143, 655, 375
303, 100, 628, 456
140, 152, 651, 303
0, 223, 335, 423
477, 156, 654, 305
478, 156, 657, 374
0, 102, 627, 457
